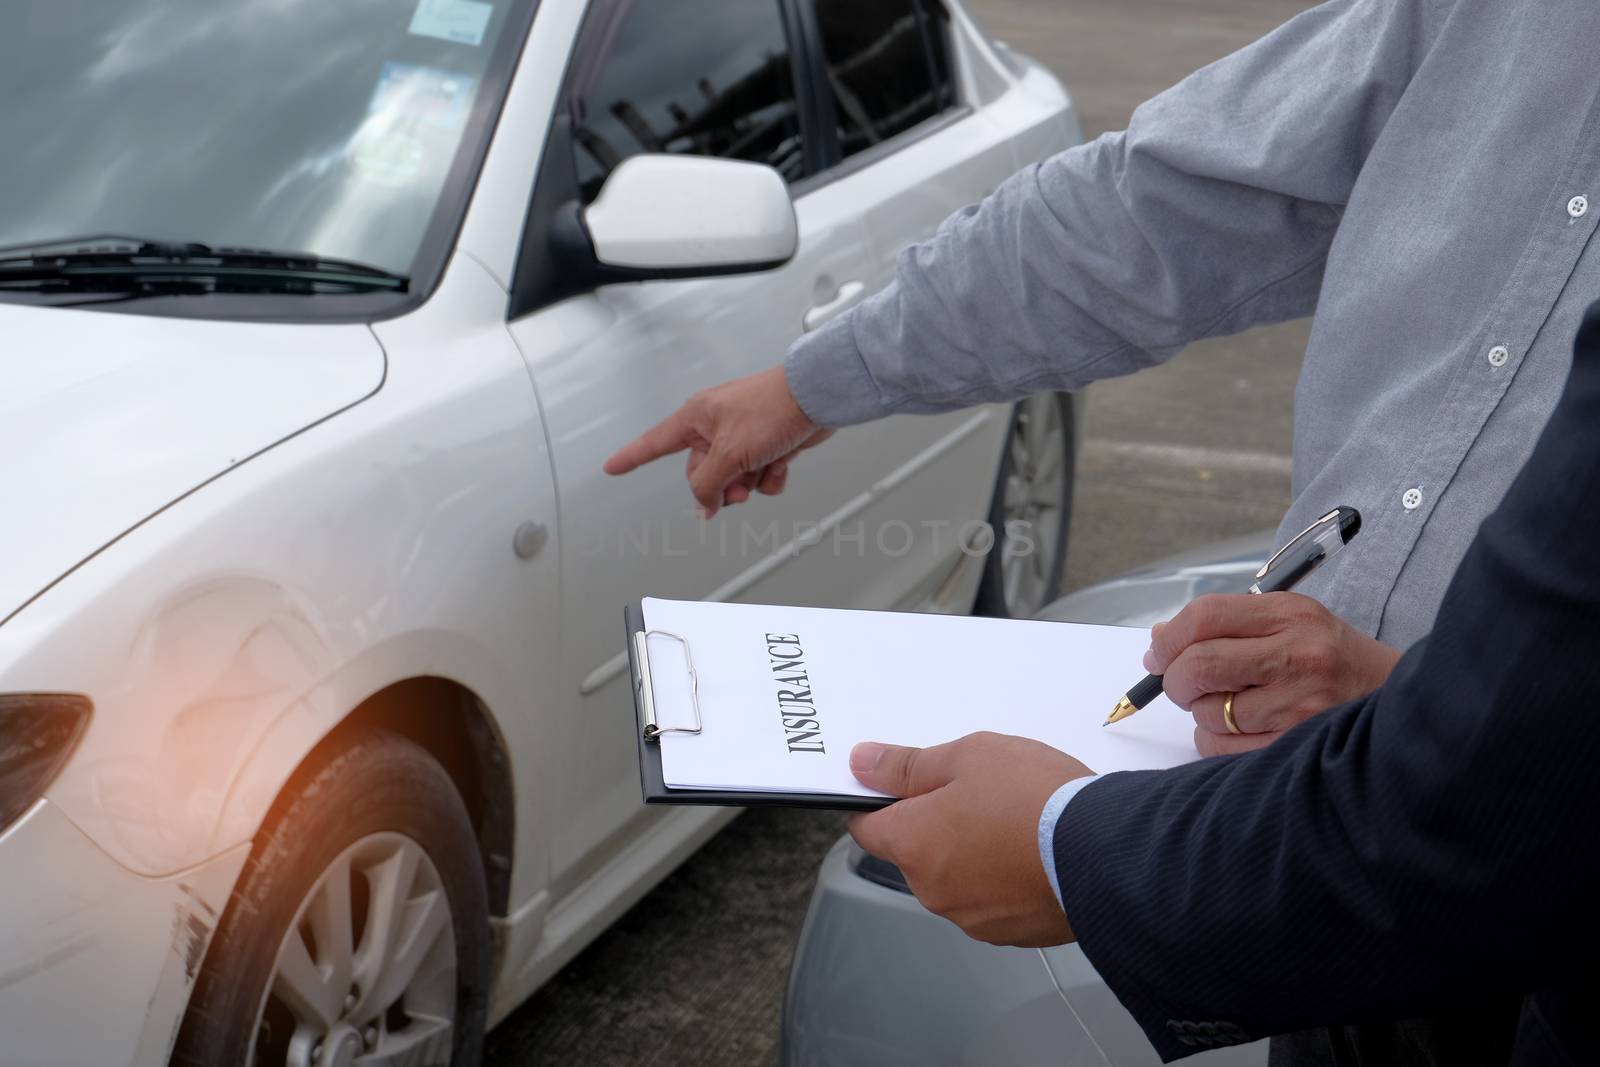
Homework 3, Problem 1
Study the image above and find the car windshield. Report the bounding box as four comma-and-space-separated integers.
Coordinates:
0, 0, 530, 281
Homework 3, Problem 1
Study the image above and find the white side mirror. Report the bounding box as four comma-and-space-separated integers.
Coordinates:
583, 155, 799, 273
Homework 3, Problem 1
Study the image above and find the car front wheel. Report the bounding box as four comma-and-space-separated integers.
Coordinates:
172, 726, 490, 1067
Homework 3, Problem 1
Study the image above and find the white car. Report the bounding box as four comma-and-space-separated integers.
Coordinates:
0, 2, 1080, 1064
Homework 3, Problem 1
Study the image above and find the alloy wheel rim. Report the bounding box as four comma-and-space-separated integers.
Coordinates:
248, 832, 456, 1067
999, 394, 1067, 617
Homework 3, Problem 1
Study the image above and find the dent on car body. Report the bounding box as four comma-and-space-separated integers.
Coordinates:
58, 575, 340, 873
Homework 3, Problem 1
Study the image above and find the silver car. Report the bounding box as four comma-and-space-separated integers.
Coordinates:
780, 533, 1276, 1066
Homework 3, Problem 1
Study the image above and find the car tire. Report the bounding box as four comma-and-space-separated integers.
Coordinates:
171, 726, 490, 1067
973, 392, 1075, 618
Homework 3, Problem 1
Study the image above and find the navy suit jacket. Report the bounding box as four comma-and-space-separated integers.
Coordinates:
1056, 307, 1600, 1064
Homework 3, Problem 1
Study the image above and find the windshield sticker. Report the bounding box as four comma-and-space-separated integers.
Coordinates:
408, 0, 493, 47
353, 133, 427, 187
368, 62, 476, 131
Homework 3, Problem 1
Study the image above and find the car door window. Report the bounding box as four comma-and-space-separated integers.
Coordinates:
811, 0, 955, 159
570, 0, 804, 203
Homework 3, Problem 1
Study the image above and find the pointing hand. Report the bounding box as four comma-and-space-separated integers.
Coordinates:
603, 366, 833, 518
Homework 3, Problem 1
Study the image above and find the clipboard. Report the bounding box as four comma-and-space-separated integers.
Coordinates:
625, 602, 890, 811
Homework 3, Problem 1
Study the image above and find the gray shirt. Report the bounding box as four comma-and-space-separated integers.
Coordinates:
785, 0, 1600, 649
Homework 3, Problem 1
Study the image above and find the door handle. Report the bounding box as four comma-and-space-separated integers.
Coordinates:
802, 281, 867, 332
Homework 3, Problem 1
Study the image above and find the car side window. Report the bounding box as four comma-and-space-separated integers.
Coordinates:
570, 0, 804, 203
811, 0, 956, 159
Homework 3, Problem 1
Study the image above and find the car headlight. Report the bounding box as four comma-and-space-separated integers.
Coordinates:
0, 694, 92, 834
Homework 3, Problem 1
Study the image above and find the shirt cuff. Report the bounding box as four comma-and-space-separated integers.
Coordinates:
1038, 775, 1101, 911
782, 308, 893, 428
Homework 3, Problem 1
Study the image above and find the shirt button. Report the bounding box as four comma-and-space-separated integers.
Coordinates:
1568, 195, 1589, 219
1402, 487, 1424, 510
1488, 344, 1510, 367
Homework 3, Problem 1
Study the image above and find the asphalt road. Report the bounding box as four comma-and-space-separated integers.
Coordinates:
484, 2, 1313, 1063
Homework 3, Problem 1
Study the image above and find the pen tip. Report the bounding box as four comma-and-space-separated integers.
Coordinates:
1101, 720, 1110, 728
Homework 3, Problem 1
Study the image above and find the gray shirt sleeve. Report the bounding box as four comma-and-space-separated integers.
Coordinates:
785, 0, 1442, 427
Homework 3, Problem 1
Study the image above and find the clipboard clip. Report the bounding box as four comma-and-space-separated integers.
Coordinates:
634, 628, 704, 740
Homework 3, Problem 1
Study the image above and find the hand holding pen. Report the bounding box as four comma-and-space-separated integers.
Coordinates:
1105, 507, 1397, 751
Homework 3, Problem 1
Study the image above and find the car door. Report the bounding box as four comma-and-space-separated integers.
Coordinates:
772, 0, 1033, 609
504, 0, 899, 891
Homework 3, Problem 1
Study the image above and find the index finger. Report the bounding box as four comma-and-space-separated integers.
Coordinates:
848, 793, 935, 865
603, 409, 701, 476
1148, 594, 1288, 673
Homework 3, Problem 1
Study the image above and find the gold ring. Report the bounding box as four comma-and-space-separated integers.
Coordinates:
1223, 692, 1241, 735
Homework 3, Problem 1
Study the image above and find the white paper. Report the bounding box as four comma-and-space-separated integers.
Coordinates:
408, 0, 493, 47
641, 598, 1197, 798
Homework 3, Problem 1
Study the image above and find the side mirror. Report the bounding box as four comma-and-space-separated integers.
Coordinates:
581, 155, 798, 275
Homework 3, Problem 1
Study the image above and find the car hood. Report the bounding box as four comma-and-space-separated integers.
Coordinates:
0, 303, 385, 624
1037, 530, 1276, 628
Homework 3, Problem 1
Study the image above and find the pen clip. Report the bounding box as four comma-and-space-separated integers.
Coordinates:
1256, 508, 1342, 581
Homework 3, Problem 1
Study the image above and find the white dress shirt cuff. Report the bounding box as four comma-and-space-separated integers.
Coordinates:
1038, 775, 1102, 912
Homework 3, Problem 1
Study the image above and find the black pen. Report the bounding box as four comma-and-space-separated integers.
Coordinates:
1105, 506, 1363, 726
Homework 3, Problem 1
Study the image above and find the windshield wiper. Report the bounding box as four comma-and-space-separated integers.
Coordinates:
0, 236, 409, 298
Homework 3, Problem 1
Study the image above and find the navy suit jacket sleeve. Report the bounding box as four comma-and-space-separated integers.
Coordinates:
1055, 308, 1600, 1061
